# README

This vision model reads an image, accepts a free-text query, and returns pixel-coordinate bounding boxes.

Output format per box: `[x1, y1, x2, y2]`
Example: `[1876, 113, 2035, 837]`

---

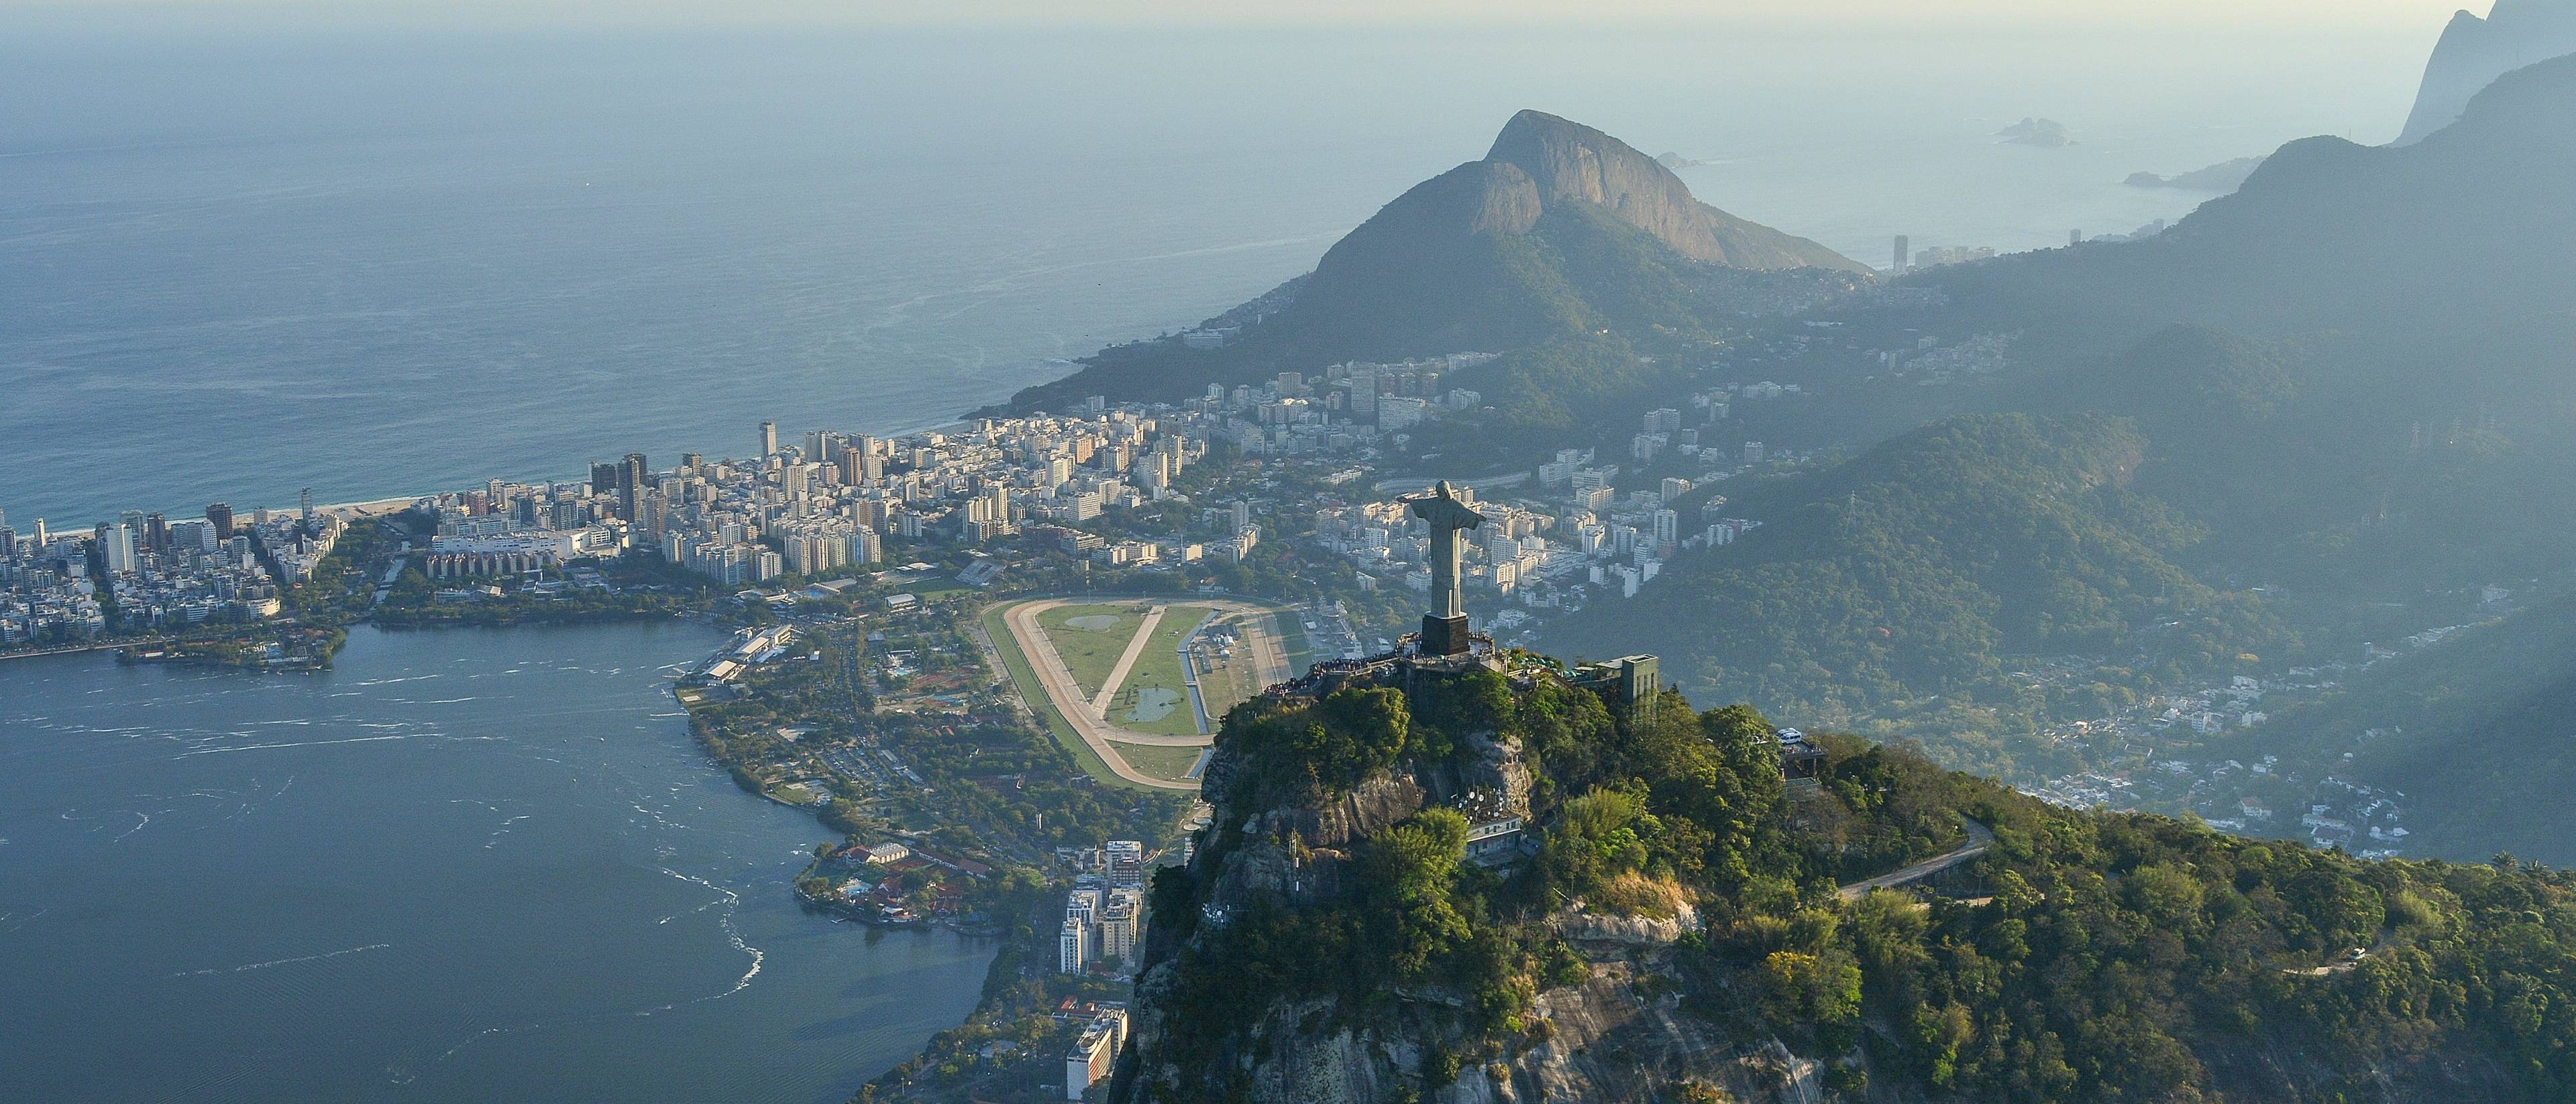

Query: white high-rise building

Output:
[1099, 887, 1144, 962]
[1059, 916, 1089, 974]
[101, 524, 137, 575]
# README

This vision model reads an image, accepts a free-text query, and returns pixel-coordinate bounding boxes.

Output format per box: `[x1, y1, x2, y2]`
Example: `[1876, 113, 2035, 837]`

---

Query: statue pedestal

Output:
[1419, 613, 1472, 657]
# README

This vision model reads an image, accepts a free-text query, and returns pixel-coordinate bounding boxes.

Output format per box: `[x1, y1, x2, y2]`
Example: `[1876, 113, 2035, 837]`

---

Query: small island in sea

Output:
[1996, 115, 2076, 146]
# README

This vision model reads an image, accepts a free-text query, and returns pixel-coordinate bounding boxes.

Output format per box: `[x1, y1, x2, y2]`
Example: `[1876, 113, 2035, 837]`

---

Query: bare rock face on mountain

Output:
[2396, 0, 2576, 144]
[1482, 109, 1862, 272]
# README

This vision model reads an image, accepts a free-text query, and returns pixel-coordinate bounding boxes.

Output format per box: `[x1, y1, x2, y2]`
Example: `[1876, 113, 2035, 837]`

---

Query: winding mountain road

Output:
[1837, 816, 1996, 902]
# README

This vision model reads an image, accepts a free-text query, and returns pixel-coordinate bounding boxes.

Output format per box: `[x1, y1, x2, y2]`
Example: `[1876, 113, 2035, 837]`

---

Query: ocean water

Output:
[0, 25, 2428, 523]
[0, 622, 990, 1103]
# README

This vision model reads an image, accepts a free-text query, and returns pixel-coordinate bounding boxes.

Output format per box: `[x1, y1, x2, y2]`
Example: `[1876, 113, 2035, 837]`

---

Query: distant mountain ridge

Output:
[2123, 155, 2265, 191]
[2396, 0, 2576, 144]
[1914, 52, 2576, 351]
[989, 110, 1860, 414]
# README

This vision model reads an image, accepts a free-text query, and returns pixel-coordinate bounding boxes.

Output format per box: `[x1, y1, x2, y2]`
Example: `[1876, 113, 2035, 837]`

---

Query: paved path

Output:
[1089, 605, 1167, 716]
[1837, 817, 1996, 902]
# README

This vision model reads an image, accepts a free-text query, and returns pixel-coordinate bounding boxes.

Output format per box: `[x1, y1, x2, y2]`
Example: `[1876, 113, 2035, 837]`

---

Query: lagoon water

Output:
[0, 622, 989, 1103]
[0, 23, 2434, 526]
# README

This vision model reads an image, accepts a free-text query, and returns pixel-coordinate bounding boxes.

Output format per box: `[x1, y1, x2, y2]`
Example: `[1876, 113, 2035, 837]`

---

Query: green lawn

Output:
[1276, 612, 1318, 671]
[1035, 602, 1148, 698]
[1106, 606, 1215, 736]
[981, 604, 1159, 793]
[1112, 740, 1210, 783]
[1193, 627, 1258, 723]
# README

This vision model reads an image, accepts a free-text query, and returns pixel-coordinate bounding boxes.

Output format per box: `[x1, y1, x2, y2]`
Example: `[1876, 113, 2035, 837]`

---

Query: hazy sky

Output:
[8, 0, 2491, 32]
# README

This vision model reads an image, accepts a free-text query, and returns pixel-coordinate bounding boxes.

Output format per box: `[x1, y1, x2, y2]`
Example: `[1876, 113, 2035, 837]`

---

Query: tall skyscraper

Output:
[300, 488, 314, 520]
[1892, 235, 1910, 273]
[144, 512, 168, 553]
[206, 502, 233, 541]
[619, 453, 649, 519]
[759, 421, 778, 458]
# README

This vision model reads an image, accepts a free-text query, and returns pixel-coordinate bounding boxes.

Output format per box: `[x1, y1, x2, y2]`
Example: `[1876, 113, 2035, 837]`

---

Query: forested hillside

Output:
[1118, 666, 2576, 1103]
[2253, 586, 2576, 867]
[1544, 412, 2288, 777]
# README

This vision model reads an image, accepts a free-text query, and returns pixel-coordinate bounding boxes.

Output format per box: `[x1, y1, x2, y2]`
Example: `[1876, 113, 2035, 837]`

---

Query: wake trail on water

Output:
[174, 734, 409, 758]
[172, 942, 390, 977]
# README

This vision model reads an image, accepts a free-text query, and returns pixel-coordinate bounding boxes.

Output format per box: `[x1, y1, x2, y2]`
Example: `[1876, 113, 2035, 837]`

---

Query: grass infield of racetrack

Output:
[1034, 602, 1148, 698]
[1105, 606, 1214, 737]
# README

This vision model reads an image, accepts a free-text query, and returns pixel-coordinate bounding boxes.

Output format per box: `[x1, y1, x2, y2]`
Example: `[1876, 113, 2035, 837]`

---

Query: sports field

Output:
[990, 597, 1294, 792]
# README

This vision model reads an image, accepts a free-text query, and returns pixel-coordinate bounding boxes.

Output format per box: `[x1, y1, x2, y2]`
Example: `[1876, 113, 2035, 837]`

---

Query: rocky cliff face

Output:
[1479, 110, 1864, 272]
[1114, 712, 1825, 1104]
[2396, 0, 2576, 144]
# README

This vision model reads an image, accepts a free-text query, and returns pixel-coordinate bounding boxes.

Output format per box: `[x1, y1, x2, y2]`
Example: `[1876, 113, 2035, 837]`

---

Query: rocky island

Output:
[1994, 117, 2075, 146]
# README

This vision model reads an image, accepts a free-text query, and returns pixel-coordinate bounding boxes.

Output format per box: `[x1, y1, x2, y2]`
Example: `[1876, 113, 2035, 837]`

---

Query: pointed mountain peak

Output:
[2396, 0, 2576, 143]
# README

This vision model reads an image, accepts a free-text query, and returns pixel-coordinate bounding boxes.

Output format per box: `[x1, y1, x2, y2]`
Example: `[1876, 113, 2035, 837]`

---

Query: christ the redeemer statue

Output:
[1402, 480, 1485, 655]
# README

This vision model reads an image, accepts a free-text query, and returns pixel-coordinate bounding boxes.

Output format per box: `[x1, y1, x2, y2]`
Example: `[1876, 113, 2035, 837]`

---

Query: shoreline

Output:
[21, 415, 996, 532]
[0, 641, 121, 663]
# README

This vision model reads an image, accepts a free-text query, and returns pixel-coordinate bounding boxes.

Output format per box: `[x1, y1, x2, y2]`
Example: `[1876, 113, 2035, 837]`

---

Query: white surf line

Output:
[659, 867, 764, 999]
[172, 943, 390, 977]
[1089, 605, 1166, 718]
